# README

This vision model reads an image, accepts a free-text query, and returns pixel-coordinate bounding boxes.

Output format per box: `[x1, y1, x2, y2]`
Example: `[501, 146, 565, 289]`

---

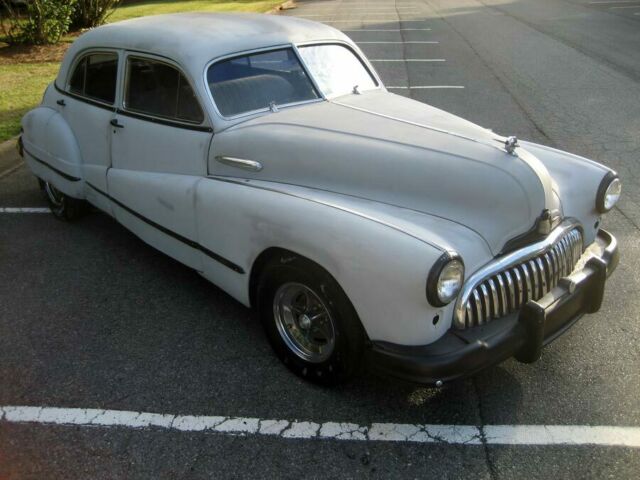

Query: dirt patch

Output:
[0, 35, 79, 65]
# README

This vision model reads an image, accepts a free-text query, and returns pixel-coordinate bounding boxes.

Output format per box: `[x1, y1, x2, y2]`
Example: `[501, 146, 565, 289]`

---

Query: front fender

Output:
[21, 105, 84, 198]
[195, 177, 484, 345]
[521, 141, 613, 246]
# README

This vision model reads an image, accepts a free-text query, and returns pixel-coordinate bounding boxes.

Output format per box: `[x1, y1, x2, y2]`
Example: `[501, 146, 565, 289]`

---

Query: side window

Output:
[207, 48, 319, 117]
[125, 57, 204, 124]
[68, 53, 118, 104]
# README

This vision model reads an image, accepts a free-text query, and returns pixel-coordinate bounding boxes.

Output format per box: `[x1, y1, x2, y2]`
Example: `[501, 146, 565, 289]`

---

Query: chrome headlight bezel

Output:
[427, 253, 465, 307]
[596, 172, 621, 213]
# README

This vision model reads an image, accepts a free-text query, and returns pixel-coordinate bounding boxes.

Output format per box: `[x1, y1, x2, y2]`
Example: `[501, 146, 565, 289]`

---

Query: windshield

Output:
[207, 48, 320, 117]
[298, 44, 378, 97]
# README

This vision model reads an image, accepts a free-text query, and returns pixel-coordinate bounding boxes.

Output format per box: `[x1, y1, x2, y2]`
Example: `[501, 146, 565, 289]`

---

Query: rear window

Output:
[125, 57, 204, 124]
[207, 48, 320, 117]
[68, 53, 118, 104]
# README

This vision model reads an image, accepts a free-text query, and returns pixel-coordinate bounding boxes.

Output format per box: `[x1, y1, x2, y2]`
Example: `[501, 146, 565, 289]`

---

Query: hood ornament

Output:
[505, 136, 519, 155]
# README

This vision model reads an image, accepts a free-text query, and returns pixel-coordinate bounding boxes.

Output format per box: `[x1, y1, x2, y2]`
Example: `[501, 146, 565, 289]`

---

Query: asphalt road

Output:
[1, 0, 639, 478]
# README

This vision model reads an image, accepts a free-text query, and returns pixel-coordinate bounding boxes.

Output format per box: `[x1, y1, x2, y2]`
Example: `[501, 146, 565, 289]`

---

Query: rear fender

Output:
[21, 106, 84, 198]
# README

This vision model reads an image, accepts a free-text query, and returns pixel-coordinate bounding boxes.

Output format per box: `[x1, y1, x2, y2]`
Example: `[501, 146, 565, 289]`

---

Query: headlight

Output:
[596, 172, 621, 213]
[427, 253, 465, 307]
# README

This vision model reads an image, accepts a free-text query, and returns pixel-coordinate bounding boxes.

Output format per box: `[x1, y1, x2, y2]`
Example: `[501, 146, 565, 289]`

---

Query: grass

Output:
[109, 0, 284, 22]
[0, 63, 59, 142]
[0, 0, 286, 142]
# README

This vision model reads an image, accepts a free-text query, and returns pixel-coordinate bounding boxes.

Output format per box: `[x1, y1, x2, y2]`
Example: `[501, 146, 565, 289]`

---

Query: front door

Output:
[108, 53, 213, 270]
[59, 50, 119, 212]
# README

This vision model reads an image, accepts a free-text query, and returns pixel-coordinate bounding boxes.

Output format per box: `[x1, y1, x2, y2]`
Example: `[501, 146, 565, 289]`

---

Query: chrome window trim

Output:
[453, 219, 582, 328]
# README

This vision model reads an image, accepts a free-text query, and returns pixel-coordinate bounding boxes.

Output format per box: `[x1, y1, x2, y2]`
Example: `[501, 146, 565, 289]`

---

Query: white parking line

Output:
[610, 4, 640, 8]
[316, 20, 427, 23]
[2, 406, 640, 447]
[386, 86, 465, 89]
[342, 28, 432, 31]
[0, 207, 49, 213]
[369, 59, 446, 62]
[356, 41, 439, 44]
[588, 1, 639, 4]
[298, 14, 417, 18]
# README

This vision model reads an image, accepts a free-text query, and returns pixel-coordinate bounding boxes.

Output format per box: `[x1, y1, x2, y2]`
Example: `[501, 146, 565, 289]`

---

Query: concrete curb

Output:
[266, 0, 296, 15]
[0, 136, 22, 179]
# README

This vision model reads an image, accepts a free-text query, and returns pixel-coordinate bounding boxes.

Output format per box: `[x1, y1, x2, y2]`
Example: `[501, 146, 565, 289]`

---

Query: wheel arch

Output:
[248, 247, 360, 322]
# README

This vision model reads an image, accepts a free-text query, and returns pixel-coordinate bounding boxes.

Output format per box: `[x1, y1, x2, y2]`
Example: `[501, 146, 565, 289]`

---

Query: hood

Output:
[211, 90, 560, 255]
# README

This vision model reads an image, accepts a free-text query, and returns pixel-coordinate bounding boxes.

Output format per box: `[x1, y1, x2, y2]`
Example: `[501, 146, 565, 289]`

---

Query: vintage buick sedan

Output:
[20, 13, 620, 385]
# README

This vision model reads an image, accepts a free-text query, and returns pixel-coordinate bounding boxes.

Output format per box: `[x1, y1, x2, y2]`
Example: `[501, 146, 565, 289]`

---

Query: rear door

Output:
[108, 53, 213, 270]
[58, 50, 120, 212]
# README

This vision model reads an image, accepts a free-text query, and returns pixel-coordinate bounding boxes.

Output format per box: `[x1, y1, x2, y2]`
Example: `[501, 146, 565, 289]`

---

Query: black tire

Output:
[257, 254, 366, 385]
[42, 180, 87, 221]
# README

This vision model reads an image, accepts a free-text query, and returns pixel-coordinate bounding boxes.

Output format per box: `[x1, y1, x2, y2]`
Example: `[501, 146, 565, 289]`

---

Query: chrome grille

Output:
[457, 228, 583, 329]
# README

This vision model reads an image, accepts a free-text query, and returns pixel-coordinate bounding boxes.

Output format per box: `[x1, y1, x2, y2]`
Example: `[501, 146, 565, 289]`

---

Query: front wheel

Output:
[257, 255, 366, 385]
[41, 180, 86, 221]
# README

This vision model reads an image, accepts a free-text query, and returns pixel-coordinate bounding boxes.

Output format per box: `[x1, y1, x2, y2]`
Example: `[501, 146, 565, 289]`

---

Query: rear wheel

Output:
[257, 254, 366, 385]
[42, 180, 86, 221]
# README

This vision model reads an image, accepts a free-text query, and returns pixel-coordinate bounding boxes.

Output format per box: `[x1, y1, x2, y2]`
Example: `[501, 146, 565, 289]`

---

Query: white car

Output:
[19, 13, 620, 385]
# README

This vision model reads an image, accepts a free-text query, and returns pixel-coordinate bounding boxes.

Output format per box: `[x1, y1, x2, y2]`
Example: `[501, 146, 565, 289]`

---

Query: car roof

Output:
[57, 13, 351, 85]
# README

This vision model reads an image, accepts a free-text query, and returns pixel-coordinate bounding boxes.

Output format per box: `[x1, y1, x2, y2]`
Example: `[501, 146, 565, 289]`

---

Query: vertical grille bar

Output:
[480, 283, 491, 323]
[504, 270, 515, 311]
[497, 273, 508, 316]
[557, 240, 567, 277]
[513, 267, 523, 308]
[473, 290, 483, 325]
[488, 279, 500, 318]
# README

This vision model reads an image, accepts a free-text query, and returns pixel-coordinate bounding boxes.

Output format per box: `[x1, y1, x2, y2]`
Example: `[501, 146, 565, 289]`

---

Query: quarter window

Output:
[125, 57, 204, 123]
[68, 53, 118, 104]
[207, 48, 320, 117]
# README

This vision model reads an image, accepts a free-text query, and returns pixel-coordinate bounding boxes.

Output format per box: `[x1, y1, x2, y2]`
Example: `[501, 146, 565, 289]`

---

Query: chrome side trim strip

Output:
[216, 156, 263, 172]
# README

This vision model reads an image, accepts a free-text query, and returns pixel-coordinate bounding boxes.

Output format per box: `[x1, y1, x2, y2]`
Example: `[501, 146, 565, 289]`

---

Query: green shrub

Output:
[73, 0, 121, 29]
[1, 0, 77, 45]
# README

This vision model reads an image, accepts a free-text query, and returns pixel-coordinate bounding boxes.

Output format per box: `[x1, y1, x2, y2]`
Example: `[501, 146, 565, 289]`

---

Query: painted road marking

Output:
[610, 4, 640, 8]
[386, 86, 465, 89]
[0, 207, 49, 213]
[369, 59, 446, 62]
[588, 1, 640, 3]
[356, 41, 439, 44]
[342, 28, 432, 31]
[298, 14, 417, 18]
[2, 406, 640, 447]
[317, 19, 427, 23]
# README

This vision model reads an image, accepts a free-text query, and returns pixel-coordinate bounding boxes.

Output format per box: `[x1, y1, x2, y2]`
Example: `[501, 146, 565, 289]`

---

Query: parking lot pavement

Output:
[1, 0, 640, 478]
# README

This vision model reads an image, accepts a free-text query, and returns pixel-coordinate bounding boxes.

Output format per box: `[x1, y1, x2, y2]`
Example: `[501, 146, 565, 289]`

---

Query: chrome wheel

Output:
[273, 282, 336, 363]
[44, 182, 64, 209]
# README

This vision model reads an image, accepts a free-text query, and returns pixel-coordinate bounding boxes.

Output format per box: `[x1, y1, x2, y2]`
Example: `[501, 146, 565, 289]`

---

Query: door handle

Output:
[56, 99, 66, 106]
[110, 119, 124, 128]
[215, 156, 263, 172]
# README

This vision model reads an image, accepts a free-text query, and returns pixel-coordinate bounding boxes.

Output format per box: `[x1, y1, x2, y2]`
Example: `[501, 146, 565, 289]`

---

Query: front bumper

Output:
[370, 229, 619, 385]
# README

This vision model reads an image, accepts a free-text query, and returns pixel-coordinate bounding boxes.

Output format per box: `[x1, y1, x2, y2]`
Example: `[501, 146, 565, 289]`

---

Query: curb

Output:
[0, 136, 22, 179]
[266, 0, 296, 15]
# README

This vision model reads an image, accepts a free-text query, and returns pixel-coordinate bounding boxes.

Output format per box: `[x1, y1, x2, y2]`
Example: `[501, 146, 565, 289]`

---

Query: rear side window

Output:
[125, 57, 204, 123]
[207, 48, 320, 117]
[68, 53, 118, 104]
